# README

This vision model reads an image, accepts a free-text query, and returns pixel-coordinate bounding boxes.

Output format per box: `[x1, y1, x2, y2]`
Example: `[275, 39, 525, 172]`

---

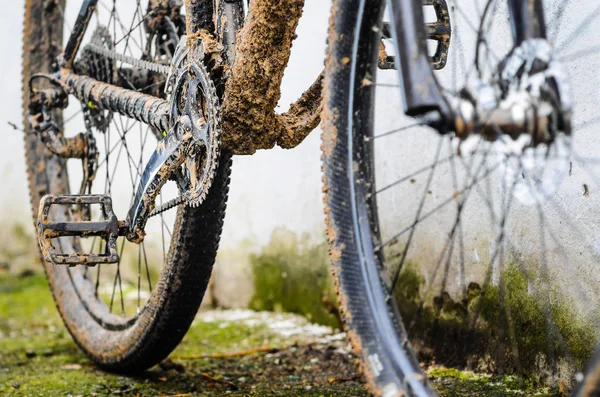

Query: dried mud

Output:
[220, 0, 321, 154]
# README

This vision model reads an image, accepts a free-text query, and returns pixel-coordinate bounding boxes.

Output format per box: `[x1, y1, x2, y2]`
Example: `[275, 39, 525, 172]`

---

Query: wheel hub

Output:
[454, 39, 571, 146]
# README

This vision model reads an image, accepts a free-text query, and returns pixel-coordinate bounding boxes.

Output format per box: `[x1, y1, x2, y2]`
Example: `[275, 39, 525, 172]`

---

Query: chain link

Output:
[85, 42, 171, 75]
[149, 196, 186, 217]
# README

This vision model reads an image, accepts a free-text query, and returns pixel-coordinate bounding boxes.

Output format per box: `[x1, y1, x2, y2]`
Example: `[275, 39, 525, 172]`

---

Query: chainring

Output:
[74, 23, 221, 210]
[167, 39, 221, 208]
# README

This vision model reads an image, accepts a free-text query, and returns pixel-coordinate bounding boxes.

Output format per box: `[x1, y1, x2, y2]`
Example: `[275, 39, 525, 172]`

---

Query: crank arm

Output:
[125, 115, 199, 243]
[35, 115, 202, 265]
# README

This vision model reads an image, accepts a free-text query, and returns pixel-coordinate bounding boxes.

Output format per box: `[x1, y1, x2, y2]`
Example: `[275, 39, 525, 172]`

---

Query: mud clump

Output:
[221, 0, 310, 154]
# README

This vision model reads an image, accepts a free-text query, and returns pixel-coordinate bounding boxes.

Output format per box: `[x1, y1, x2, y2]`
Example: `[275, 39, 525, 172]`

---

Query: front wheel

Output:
[323, 0, 600, 395]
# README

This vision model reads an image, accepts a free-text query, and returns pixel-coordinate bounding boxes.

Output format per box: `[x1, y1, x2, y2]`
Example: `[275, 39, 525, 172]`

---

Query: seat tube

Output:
[62, 0, 98, 69]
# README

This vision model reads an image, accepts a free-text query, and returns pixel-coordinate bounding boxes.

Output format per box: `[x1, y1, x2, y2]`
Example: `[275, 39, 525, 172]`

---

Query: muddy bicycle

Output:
[20, 0, 600, 395]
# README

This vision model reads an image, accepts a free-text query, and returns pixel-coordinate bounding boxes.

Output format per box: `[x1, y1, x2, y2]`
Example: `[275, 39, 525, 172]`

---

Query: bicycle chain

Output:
[149, 196, 185, 217]
[85, 41, 171, 75]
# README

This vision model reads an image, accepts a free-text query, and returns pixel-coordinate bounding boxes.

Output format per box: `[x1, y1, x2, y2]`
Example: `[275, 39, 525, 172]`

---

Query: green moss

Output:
[0, 272, 367, 396]
[249, 228, 340, 328]
[428, 366, 559, 396]
[474, 266, 598, 377]
[0, 275, 56, 335]
[391, 259, 597, 386]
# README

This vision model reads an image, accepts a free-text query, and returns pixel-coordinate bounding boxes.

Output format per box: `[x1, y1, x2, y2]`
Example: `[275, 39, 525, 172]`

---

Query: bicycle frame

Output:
[36, 0, 548, 247]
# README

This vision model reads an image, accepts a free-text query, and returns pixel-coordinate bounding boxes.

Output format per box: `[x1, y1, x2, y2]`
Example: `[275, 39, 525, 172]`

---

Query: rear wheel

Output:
[22, 0, 233, 371]
[324, 0, 600, 395]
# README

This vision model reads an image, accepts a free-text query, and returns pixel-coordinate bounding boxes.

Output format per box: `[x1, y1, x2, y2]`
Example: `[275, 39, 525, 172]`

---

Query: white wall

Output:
[2, 0, 600, 306]
[0, 1, 331, 249]
[0, 2, 31, 224]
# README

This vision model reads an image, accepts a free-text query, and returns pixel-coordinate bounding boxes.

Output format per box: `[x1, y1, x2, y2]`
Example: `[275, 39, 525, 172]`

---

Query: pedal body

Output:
[37, 194, 120, 265]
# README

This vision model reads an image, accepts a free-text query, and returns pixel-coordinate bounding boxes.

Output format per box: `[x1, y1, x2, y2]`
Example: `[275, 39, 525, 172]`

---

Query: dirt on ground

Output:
[0, 272, 366, 396]
[0, 271, 562, 396]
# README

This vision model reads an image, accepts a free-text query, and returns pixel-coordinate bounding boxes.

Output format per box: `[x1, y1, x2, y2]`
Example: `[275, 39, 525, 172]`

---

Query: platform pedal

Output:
[37, 194, 121, 265]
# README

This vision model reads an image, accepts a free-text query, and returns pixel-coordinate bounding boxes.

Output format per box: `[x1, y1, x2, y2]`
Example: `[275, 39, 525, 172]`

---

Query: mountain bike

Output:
[20, 0, 600, 395]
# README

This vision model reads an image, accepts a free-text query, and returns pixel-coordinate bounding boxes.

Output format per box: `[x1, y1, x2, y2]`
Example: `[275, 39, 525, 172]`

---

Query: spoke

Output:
[113, 116, 140, 191]
[117, 261, 125, 317]
[103, 123, 111, 194]
[479, 0, 500, 76]
[369, 122, 427, 140]
[142, 242, 153, 293]
[113, 7, 155, 48]
[473, 0, 482, 21]
[446, 138, 466, 297]
[550, 0, 571, 43]
[119, 4, 143, 58]
[98, 1, 144, 54]
[371, 148, 504, 197]
[161, 216, 173, 238]
[107, 115, 144, 191]
[379, 153, 506, 251]
[387, 138, 445, 291]
[56, 2, 74, 35]
[160, 194, 167, 263]
[373, 153, 457, 196]
[519, 161, 578, 369]
[61, 109, 84, 127]
[556, 3, 600, 54]
[107, 139, 125, 190]
[137, 244, 142, 314]
[452, 15, 470, 87]
[406, 218, 458, 337]
[403, 142, 497, 333]
[374, 83, 401, 88]
[575, 116, 600, 131]
[96, 139, 122, 170]
[560, 45, 600, 63]
[495, 159, 510, 371]
[136, 79, 168, 93]
[469, 168, 517, 330]
[95, 260, 102, 298]
[109, 238, 127, 313]
[454, 0, 501, 70]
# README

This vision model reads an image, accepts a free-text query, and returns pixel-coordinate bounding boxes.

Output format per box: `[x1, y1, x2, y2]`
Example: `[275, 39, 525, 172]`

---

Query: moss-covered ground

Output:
[0, 271, 564, 396]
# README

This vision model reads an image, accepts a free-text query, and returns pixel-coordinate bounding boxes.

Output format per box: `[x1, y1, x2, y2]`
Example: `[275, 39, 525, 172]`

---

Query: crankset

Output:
[33, 36, 220, 265]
